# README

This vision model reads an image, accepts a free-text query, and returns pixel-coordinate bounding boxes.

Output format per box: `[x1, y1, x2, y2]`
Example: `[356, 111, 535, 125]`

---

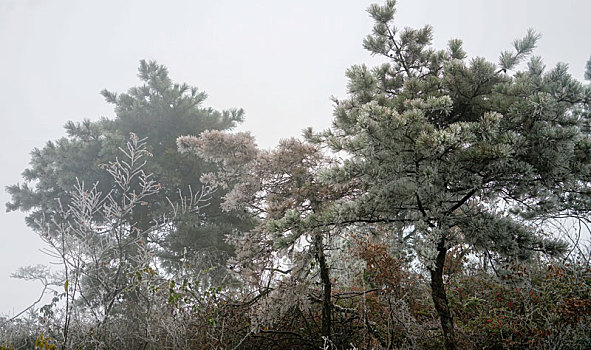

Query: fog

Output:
[1, 0, 589, 317]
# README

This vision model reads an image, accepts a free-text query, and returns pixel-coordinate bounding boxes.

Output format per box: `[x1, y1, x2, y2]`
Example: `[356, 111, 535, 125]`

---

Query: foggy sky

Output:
[1, 0, 590, 316]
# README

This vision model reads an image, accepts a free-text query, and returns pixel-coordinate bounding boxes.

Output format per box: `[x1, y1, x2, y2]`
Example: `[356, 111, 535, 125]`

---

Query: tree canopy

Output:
[3, 2, 591, 349]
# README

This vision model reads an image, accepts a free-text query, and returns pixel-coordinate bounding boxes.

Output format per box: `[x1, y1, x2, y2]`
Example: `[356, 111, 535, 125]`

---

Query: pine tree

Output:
[6, 60, 250, 283]
[312, 1, 591, 348]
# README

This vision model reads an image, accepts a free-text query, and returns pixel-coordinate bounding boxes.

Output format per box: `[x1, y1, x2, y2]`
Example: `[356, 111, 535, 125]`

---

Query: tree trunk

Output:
[314, 233, 332, 342]
[430, 240, 457, 350]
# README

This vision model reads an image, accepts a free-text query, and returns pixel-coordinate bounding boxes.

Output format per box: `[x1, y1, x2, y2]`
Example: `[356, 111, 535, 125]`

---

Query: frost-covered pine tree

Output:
[312, 1, 591, 348]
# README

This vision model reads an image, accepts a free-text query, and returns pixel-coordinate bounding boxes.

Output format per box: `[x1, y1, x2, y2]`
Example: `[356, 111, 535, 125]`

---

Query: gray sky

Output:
[1, 0, 590, 316]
